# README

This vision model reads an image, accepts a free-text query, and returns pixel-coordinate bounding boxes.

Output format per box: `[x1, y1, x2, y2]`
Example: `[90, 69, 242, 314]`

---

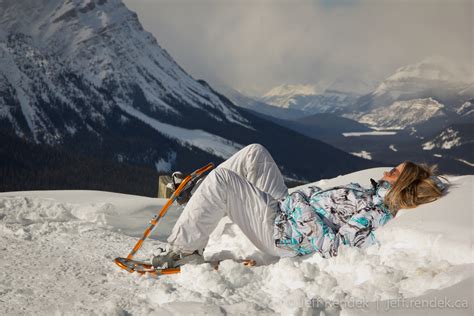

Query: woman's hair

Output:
[384, 161, 449, 216]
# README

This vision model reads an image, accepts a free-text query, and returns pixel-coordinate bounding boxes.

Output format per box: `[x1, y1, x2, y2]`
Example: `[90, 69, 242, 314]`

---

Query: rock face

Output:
[0, 0, 377, 180]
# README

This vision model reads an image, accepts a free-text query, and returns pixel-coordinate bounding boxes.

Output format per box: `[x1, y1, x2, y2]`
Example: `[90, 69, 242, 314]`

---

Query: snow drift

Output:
[0, 167, 472, 315]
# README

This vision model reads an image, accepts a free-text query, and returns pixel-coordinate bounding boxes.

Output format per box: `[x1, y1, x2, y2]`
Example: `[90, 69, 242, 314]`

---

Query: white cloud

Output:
[124, 0, 473, 95]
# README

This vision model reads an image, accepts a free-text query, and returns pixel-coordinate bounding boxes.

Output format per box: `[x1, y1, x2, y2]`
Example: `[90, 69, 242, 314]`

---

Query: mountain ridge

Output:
[0, 0, 380, 185]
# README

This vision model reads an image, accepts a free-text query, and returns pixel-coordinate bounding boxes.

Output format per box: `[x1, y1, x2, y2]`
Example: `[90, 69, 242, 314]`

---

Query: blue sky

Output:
[124, 0, 472, 95]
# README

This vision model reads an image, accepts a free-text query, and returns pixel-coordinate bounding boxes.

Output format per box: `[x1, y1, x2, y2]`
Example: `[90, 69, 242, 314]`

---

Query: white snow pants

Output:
[167, 143, 296, 258]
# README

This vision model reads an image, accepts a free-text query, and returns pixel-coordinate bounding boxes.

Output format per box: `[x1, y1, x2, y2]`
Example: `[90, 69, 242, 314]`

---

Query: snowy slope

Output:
[346, 57, 473, 126]
[340, 57, 474, 141]
[1, 168, 472, 315]
[357, 97, 447, 129]
[0, 0, 249, 160]
[422, 125, 474, 151]
[262, 83, 329, 108]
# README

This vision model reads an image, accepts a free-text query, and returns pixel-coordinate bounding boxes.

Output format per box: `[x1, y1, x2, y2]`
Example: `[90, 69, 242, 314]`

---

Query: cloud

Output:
[124, 0, 473, 95]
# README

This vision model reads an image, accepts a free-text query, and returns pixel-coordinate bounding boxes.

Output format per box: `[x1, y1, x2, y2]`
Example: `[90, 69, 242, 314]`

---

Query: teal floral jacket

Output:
[274, 179, 394, 258]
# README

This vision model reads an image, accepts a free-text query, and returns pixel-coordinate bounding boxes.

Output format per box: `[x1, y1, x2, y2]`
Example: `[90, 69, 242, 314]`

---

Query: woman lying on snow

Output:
[152, 144, 448, 269]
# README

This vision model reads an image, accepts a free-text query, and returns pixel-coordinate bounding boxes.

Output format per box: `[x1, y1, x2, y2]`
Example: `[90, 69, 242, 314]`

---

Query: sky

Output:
[124, 0, 473, 96]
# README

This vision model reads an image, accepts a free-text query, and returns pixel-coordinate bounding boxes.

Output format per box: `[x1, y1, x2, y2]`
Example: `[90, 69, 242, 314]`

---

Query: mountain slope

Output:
[0, 0, 379, 182]
[356, 98, 448, 130]
[0, 130, 159, 196]
[215, 85, 308, 120]
[421, 123, 474, 166]
[339, 57, 473, 139]
[260, 83, 360, 115]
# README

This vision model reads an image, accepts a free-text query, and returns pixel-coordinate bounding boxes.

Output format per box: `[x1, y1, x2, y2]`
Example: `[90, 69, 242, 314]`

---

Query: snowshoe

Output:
[151, 248, 204, 269]
[114, 256, 256, 276]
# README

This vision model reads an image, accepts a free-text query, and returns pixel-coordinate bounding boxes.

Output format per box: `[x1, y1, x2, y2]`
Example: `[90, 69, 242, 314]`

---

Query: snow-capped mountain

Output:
[262, 83, 329, 108]
[421, 123, 474, 168]
[0, 0, 248, 144]
[422, 123, 474, 151]
[356, 98, 447, 130]
[372, 56, 470, 99]
[342, 57, 474, 135]
[260, 82, 361, 115]
[213, 84, 307, 120]
[455, 99, 474, 123]
[0, 0, 377, 182]
[348, 57, 473, 116]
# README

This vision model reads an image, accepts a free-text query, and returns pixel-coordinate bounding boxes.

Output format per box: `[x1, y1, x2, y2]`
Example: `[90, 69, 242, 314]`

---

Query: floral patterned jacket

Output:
[274, 178, 394, 258]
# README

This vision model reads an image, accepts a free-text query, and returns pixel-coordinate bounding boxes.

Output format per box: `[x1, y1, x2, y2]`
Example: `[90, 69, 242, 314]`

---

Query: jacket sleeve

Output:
[335, 205, 393, 250]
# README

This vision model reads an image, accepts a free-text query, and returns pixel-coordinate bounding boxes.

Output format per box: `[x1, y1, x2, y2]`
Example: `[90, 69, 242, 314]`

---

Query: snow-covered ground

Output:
[0, 168, 472, 315]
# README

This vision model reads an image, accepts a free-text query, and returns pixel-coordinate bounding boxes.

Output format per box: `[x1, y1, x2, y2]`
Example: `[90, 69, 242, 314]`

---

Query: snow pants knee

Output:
[167, 143, 296, 258]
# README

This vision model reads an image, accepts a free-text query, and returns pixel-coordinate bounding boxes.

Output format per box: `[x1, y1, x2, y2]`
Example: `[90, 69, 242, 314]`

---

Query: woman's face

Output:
[382, 163, 405, 185]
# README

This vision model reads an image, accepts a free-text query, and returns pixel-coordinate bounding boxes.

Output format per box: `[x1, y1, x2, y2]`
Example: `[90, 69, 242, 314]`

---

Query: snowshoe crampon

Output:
[114, 257, 256, 276]
[114, 257, 180, 276]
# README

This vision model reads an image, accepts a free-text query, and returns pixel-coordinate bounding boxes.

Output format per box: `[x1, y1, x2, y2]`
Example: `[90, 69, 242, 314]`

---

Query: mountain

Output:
[0, 0, 379, 189]
[260, 82, 361, 115]
[214, 85, 308, 120]
[370, 56, 471, 105]
[261, 83, 328, 108]
[344, 57, 473, 134]
[0, 130, 159, 196]
[421, 123, 474, 165]
[356, 97, 449, 130]
[454, 99, 474, 123]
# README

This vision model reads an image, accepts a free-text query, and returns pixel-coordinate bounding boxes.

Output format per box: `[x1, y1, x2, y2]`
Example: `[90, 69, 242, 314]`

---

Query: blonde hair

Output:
[384, 161, 449, 216]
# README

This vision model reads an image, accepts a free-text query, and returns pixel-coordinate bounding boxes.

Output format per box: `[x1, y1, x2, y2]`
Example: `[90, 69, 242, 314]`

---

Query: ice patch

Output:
[343, 131, 397, 137]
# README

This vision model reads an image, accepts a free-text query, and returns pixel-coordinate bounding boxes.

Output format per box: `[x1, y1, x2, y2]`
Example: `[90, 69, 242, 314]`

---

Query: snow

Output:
[155, 151, 177, 172]
[422, 127, 473, 151]
[1, 167, 471, 315]
[0, 0, 254, 152]
[423, 141, 435, 150]
[118, 102, 244, 159]
[456, 158, 474, 167]
[373, 56, 470, 97]
[350, 151, 372, 160]
[260, 82, 358, 114]
[263, 84, 327, 99]
[343, 131, 397, 137]
[456, 101, 473, 116]
[358, 98, 445, 130]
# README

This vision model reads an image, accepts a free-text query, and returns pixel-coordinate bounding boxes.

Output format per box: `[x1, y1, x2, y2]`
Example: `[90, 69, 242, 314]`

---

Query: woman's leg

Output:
[167, 167, 295, 257]
[216, 143, 288, 200]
